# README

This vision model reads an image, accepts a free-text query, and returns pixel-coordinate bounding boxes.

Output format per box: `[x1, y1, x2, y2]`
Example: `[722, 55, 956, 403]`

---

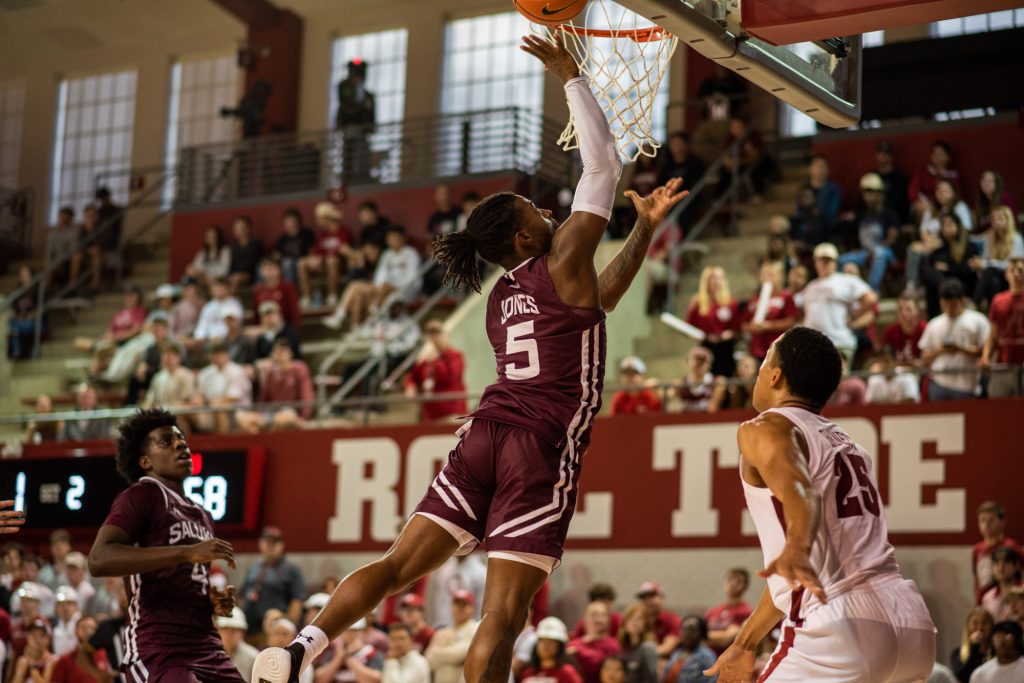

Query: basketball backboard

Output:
[615, 0, 863, 128]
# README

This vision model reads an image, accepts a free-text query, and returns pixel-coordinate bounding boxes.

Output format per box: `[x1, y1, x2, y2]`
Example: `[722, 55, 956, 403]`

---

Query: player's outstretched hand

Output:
[520, 32, 580, 83]
[624, 177, 690, 227]
[186, 538, 237, 569]
[0, 500, 25, 534]
[760, 542, 828, 603]
[703, 642, 755, 682]
[210, 584, 237, 617]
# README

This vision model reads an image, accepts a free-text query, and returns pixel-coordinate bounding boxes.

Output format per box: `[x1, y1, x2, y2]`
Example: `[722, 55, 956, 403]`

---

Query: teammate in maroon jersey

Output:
[87, 408, 242, 682]
[253, 33, 687, 683]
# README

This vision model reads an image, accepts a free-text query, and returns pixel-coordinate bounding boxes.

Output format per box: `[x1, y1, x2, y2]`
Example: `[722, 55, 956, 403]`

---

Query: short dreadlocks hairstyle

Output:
[773, 326, 842, 409]
[115, 408, 179, 483]
[431, 192, 521, 293]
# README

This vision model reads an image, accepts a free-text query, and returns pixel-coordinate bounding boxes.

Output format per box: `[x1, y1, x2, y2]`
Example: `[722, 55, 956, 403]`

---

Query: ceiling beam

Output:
[209, 0, 279, 29]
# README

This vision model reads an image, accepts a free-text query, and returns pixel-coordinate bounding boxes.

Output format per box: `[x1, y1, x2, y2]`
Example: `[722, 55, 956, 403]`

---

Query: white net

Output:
[533, 0, 679, 161]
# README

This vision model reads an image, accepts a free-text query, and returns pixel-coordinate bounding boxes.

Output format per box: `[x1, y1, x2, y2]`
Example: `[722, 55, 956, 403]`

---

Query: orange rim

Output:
[558, 24, 670, 42]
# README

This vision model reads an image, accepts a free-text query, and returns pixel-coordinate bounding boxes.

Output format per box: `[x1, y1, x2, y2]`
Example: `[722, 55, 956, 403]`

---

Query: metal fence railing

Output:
[174, 107, 574, 207]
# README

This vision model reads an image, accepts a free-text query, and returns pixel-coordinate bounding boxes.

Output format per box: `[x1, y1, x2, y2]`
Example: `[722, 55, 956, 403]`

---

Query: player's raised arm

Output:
[599, 179, 688, 311]
[521, 32, 621, 307]
[737, 412, 827, 603]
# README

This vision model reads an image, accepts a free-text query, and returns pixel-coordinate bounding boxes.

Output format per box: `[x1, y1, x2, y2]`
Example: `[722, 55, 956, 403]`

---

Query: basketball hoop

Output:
[534, 0, 678, 161]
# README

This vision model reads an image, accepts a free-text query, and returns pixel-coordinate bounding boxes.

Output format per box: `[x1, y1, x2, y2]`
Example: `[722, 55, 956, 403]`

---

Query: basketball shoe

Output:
[251, 642, 303, 683]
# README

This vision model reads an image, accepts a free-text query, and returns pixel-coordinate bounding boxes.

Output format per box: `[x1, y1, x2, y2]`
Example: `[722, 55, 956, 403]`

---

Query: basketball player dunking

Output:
[88, 409, 243, 682]
[705, 327, 936, 683]
[252, 33, 687, 683]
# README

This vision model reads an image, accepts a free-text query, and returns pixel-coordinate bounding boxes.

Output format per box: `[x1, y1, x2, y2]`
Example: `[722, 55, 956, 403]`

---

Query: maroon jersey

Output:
[103, 476, 229, 678]
[472, 256, 606, 450]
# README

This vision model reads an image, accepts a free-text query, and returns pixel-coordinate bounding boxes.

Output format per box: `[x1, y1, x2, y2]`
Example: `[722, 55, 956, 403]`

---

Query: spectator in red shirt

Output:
[521, 618, 582, 683]
[404, 321, 466, 422]
[686, 266, 739, 377]
[982, 256, 1024, 397]
[399, 594, 435, 652]
[572, 583, 623, 639]
[236, 339, 314, 433]
[635, 582, 680, 659]
[704, 568, 753, 654]
[50, 615, 112, 683]
[909, 140, 961, 210]
[567, 602, 621, 683]
[298, 202, 352, 310]
[610, 357, 662, 416]
[254, 259, 302, 328]
[882, 295, 926, 367]
[744, 262, 796, 361]
[974, 501, 1024, 602]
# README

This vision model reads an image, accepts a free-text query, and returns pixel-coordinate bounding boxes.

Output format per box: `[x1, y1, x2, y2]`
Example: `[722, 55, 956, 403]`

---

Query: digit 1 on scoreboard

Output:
[15, 472, 26, 514]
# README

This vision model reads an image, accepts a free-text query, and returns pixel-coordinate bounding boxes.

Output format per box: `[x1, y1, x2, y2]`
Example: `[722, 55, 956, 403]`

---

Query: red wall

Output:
[168, 176, 518, 281]
[813, 116, 1024, 211]
[19, 399, 1023, 555]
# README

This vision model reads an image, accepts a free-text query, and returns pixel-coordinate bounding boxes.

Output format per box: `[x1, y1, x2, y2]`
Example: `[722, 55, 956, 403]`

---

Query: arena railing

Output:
[174, 107, 574, 207]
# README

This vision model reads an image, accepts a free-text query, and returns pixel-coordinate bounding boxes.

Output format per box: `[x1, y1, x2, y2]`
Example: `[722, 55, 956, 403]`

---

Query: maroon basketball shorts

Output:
[124, 647, 244, 683]
[414, 418, 583, 568]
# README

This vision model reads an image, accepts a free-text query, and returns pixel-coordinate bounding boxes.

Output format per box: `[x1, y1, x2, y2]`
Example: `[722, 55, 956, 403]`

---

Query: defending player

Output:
[705, 327, 936, 683]
[252, 33, 687, 683]
[87, 408, 242, 682]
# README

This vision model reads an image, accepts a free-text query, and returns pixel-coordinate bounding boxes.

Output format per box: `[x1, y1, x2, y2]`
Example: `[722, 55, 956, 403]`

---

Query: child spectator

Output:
[298, 201, 351, 308]
[982, 256, 1024, 397]
[686, 266, 739, 377]
[520, 618, 581, 683]
[976, 171, 1018, 235]
[865, 354, 921, 404]
[919, 279, 990, 400]
[744, 262, 796, 361]
[610, 356, 662, 416]
[971, 206, 1023, 310]
[882, 296, 926, 366]
[974, 501, 1023, 602]
[273, 207, 315, 285]
[705, 568, 752, 654]
[228, 215, 264, 291]
[981, 549, 1024, 623]
[254, 259, 302, 329]
[236, 339, 313, 433]
[675, 347, 716, 413]
[921, 212, 980, 318]
[185, 224, 231, 288]
[909, 140, 961, 208]
[404, 321, 466, 423]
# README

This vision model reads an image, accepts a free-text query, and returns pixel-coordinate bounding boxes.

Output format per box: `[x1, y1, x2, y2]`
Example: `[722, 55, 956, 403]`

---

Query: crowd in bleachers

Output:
[2, 500, 1022, 682]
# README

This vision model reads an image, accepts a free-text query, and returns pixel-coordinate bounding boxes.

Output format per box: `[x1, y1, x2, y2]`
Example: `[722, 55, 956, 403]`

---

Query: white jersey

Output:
[741, 406, 900, 618]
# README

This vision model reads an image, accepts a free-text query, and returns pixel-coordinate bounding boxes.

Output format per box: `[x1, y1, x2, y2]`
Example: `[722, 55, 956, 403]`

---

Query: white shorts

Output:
[759, 578, 936, 683]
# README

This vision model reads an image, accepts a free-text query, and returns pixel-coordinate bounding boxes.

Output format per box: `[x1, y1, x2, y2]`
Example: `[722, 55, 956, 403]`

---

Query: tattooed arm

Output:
[598, 178, 688, 311]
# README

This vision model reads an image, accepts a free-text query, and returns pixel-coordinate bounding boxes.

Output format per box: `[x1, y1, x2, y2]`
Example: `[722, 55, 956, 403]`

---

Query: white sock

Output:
[292, 625, 329, 672]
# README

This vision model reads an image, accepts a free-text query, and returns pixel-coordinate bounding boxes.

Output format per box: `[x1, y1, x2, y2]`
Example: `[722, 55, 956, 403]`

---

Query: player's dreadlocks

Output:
[432, 192, 521, 293]
[115, 408, 179, 483]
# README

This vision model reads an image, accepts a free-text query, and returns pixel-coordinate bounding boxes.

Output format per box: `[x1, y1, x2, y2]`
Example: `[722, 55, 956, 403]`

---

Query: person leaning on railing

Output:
[981, 255, 1024, 397]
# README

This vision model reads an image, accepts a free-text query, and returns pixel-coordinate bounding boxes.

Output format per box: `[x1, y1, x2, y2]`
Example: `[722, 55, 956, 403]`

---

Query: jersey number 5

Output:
[834, 450, 880, 518]
[505, 321, 540, 380]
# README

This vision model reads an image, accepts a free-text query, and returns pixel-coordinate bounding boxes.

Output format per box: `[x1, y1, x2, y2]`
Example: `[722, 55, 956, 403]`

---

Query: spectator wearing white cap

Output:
[425, 590, 480, 683]
[218, 607, 261, 682]
[610, 357, 662, 416]
[299, 202, 352, 309]
[267, 618, 315, 683]
[802, 242, 878, 367]
[636, 582, 681, 658]
[382, 623, 431, 683]
[520, 617, 581, 683]
[63, 552, 95, 611]
[836, 173, 901, 291]
[191, 277, 243, 345]
[314, 617, 385, 683]
[11, 582, 53, 660]
[52, 585, 81, 657]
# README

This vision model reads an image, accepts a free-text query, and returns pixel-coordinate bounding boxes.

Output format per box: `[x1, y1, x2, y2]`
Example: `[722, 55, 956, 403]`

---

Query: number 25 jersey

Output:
[741, 407, 900, 617]
[472, 256, 606, 452]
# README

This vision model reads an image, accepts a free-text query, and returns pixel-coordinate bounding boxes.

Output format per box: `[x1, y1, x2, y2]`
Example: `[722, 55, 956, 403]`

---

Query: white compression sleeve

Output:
[565, 77, 622, 220]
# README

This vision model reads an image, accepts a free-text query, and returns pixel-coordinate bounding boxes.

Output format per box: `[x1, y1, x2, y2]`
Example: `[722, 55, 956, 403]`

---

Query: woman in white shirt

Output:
[185, 224, 232, 288]
[970, 206, 1024, 308]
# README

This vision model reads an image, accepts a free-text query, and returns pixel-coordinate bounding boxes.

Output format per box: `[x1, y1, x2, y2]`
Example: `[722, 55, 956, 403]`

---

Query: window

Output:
[0, 83, 24, 190]
[861, 30, 885, 47]
[164, 53, 239, 206]
[51, 70, 137, 221]
[439, 12, 544, 176]
[932, 10, 1024, 36]
[327, 29, 408, 185]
